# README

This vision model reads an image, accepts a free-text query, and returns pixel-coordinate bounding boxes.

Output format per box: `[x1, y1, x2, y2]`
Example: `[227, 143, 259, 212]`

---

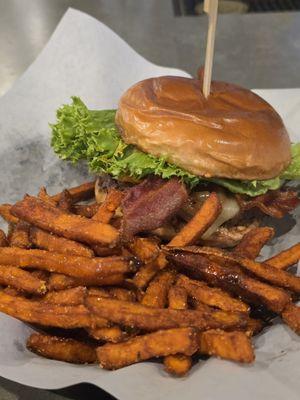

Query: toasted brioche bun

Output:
[115, 76, 291, 180]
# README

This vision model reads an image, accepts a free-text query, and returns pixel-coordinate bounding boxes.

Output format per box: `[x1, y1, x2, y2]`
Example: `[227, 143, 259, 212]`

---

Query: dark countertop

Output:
[0, 1, 299, 399]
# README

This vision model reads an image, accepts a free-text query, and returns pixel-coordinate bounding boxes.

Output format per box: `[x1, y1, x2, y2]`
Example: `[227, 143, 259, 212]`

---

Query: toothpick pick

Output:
[203, 0, 219, 98]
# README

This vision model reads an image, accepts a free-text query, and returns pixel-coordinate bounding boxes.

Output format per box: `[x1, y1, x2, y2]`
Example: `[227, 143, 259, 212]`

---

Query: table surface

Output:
[0, 0, 300, 398]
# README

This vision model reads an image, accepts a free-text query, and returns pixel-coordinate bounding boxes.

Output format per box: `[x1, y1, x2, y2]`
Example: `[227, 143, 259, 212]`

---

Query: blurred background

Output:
[174, 0, 300, 14]
[0, 0, 300, 97]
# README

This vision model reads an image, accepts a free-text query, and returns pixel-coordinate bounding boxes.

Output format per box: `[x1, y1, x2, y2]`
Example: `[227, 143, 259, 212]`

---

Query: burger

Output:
[51, 75, 300, 245]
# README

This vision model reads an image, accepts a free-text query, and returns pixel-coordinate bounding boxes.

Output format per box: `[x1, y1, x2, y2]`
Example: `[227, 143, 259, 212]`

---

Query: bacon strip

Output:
[121, 177, 188, 239]
[236, 190, 299, 219]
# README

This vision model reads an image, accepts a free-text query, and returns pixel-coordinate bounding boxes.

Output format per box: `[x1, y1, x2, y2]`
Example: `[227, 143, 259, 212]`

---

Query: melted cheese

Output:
[202, 191, 240, 239]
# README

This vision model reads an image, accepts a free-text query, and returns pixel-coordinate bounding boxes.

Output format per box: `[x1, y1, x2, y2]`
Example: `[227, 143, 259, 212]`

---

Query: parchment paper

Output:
[0, 8, 299, 400]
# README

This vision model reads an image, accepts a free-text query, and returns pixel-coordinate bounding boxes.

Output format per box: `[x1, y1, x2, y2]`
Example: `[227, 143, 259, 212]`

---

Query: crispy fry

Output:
[97, 328, 198, 370]
[133, 253, 167, 290]
[107, 287, 136, 302]
[168, 286, 188, 310]
[0, 291, 91, 328]
[244, 318, 264, 337]
[30, 269, 50, 282]
[186, 246, 300, 294]
[30, 227, 94, 258]
[0, 265, 46, 294]
[48, 273, 125, 291]
[9, 221, 31, 249]
[141, 269, 176, 308]
[0, 204, 19, 224]
[92, 244, 121, 257]
[127, 237, 160, 263]
[88, 287, 110, 298]
[72, 202, 99, 218]
[233, 227, 274, 259]
[167, 250, 291, 313]
[265, 243, 300, 270]
[3, 287, 21, 296]
[89, 326, 125, 343]
[92, 189, 124, 223]
[199, 329, 255, 363]
[86, 297, 248, 331]
[88, 287, 136, 302]
[176, 274, 249, 313]
[0, 230, 8, 247]
[51, 181, 95, 203]
[0, 248, 133, 284]
[11, 196, 118, 245]
[164, 353, 192, 376]
[27, 333, 97, 364]
[42, 286, 87, 306]
[169, 192, 221, 247]
[164, 285, 192, 376]
[281, 303, 300, 334]
[38, 187, 57, 206]
[57, 189, 73, 211]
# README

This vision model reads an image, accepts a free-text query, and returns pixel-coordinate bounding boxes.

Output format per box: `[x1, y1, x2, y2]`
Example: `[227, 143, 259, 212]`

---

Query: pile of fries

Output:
[0, 180, 299, 376]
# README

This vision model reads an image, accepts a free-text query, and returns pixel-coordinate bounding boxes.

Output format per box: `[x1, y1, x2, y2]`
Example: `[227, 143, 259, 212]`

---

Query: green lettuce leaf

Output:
[50, 97, 300, 197]
[280, 143, 300, 180]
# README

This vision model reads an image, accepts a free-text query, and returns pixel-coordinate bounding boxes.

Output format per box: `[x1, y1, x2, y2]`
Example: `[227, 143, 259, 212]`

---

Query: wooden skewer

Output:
[202, 0, 219, 98]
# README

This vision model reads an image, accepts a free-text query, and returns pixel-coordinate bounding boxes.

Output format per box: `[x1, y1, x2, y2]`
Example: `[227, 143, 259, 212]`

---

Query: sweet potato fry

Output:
[141, 269, 176, 308]
[168, 286, 188, 310]
[27, 333, 97, 364]
[281, 303, 300, 334]
[167, 250, 291, 313]
[0, 265, 46, 294]
[88, 326, 125, 343]
[72, 202, 99, 218]
[265, 243, 300, 270]
[42, 286, 87, 306]
[186, 246, 300, 294]
[88, 287, 110, 298]
[47, 273, 125, 291]
[57, 189, 73, 211]
[164, 353, 192, 376]
[11, 196, 118, 245]
[31, 269, 50, 282]
[244, 318, 264, 337]
[3, 287, 21, 296]
[0, 291, 91, 328]
[233, 227, 274, 259]
[133, 253, 168, 290]
[88, 287, 136, 302]
[30, 227, 94, 258]
[92, 189, 124, 223]
[92, 244, 121, 257]
[51, 181, 95, 203]
[0, 230, 8, 247]
[38, 187, 57, 206]
[0, 204, 19, 224]
[0, 248, 134, 284]
[127, 237, 160, 264]
[107, 287, 136, 302]
[164, 285, 192, 376]
[86, 297, 248, 331]
[96, 328, 198, 370]
[168, 192, 221, 247]
[176, 274, 249, 313]
[9, 221, 31, 249]
[199, 329, 255, 363]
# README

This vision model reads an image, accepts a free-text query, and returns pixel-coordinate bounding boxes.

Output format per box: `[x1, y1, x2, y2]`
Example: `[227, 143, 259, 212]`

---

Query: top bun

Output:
[115, 76, 291, 180]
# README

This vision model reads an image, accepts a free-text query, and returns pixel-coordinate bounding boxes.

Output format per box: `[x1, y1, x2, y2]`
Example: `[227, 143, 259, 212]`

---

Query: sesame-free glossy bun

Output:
[116, 76, 291, 180]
